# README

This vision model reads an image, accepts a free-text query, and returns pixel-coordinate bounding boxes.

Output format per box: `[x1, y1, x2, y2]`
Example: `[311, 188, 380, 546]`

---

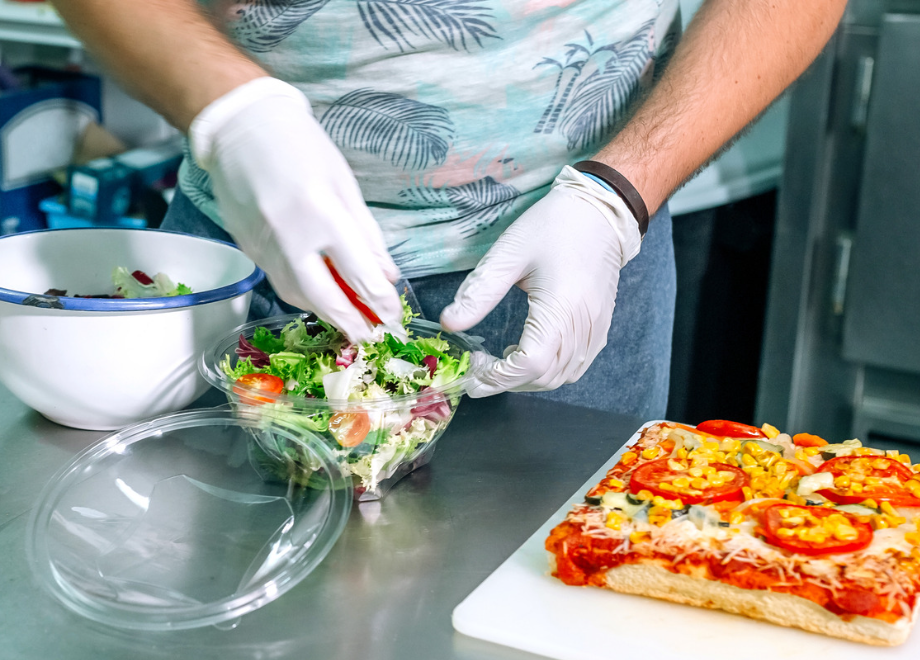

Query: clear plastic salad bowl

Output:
[199, 314, 488, 501]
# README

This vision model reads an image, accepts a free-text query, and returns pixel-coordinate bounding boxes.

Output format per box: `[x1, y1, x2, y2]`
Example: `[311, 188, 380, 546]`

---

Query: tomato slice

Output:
[628, 459, 748, 505]
[761, 503, 873, 556]
[233, 373, 285, 405]
[695, 420, 766, 439]
[328, 410, 371, 447]
[816, 456, 920, 505]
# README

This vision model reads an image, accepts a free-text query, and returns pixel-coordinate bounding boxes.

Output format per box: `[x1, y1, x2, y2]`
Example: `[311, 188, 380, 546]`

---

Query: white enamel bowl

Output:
[0, 228, 263, 430]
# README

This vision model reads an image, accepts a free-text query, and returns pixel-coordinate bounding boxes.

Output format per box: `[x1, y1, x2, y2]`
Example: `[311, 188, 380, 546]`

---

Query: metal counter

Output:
[0, 384, 641, 660]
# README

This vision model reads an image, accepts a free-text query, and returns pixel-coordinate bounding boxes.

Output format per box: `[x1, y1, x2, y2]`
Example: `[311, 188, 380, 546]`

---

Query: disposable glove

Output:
[440, 165, 643, 396]
[190, 77, 402, 342]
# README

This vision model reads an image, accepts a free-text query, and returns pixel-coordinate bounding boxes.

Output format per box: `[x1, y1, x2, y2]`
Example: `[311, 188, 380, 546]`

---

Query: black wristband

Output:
[573, 161, 649, 238]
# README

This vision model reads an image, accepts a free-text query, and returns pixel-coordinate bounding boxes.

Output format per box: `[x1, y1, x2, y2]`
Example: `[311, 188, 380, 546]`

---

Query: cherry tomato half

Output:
[628, 459, 748, 505]
[760, 503, 873, 556]
[328, 410, 371, 448]
[233, 373, 284, 405]
[695, 420, 766, 439]
[816, 456, 920, 506]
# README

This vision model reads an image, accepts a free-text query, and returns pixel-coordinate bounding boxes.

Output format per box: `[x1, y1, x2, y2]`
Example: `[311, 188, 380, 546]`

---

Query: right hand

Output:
[189, 77, 402, 342]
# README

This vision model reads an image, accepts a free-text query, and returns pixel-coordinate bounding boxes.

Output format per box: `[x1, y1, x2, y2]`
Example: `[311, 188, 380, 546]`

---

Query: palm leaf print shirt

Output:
[181, 0, 680, 278]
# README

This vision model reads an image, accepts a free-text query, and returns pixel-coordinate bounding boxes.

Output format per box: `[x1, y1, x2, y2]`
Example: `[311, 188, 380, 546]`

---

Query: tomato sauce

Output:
[546, 521, 917, 622]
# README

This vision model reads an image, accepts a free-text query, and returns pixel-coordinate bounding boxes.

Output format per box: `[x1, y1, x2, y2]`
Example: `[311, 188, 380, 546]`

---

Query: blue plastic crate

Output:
[39, 196, 146, 229]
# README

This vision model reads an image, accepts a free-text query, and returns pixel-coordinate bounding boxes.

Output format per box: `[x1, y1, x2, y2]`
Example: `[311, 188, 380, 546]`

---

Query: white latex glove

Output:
[190, 77, 402, 343]
[440, 165, 643, 396]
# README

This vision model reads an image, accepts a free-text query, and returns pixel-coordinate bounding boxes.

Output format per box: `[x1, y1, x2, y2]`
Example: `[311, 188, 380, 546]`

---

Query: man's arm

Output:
[595, 0, 847, 215]
[51, 0, 266, 131]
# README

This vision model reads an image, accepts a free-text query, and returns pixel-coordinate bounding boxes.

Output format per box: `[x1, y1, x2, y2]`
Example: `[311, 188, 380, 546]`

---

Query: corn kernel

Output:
[776, 527, 796, 538]
[864, 476, 883, 487]
[742, 486, 754, 500]
[850, 483, 864, 493]
[761, 453, 779, 468]
[668, 459, 685, 471]
[741, 454, 757, 467]
[761, 423, 781, 439]
[779, 509, 791, 518]
[708, 477, 727, 488]
[862, 499, 879, 509]
[641, 446, 660, 460]
[897, 454, 911, 464]
[676, 447, 688, 460]
[834, 475, 851, 488]
[834, 525, 859, 542]
[747, 443, 764, 457]
[905, 532, 920, 546]
[850, 472, 866, 483]
[648, 506, 672, 527]
[672, 476, 691, 489]
[629, 531, 650, 544]
[880, 501, 898, 516]
[872, 458, 892, 470]
[636, 489, 654, 501]
[804, 447, 821, 457]
[621, 452, 638, 465]
[606, 512, 623, 530]
[657, 482, 677, 492]
[690, 477, 708, 490]
[795, 449, 808, 462]
[874, 516, 890, 530]
[721, 439, 741, 452]
[608, 477, 625, 489]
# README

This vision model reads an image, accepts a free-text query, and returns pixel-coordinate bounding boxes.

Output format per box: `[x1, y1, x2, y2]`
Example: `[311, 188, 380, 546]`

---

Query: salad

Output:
[216, 299, 476, 499]
[45, 267, 192, 299]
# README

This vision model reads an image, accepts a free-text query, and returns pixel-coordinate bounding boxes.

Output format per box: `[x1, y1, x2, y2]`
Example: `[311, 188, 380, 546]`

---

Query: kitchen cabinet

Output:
[758, 0, 920, 445]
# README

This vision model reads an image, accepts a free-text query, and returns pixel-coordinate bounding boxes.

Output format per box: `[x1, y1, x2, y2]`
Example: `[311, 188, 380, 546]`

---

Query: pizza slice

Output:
[545, 420, 920, 646]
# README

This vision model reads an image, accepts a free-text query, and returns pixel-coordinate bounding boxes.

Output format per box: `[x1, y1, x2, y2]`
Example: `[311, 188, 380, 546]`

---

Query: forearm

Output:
[594, 0, 847, 215]
[51, 0, 267, 131]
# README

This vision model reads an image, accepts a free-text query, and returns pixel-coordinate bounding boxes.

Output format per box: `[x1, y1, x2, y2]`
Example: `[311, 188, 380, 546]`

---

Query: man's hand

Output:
[191, 78, 402, 343]
[440, 167, 642, 395]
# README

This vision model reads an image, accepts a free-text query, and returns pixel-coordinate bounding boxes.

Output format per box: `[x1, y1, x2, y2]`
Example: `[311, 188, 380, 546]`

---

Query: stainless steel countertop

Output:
[0, 383, 641, 660]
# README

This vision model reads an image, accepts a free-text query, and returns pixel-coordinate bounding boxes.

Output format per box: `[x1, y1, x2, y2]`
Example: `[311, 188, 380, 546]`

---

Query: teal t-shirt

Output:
[180, 0, 680, 278]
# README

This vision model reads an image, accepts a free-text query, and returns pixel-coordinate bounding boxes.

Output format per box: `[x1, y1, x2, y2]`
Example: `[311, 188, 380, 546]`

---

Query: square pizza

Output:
[545, 420, 920, 646]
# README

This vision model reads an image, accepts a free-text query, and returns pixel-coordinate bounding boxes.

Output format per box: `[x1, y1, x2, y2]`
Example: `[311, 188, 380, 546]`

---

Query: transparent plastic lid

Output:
[27, 406, 352, 631]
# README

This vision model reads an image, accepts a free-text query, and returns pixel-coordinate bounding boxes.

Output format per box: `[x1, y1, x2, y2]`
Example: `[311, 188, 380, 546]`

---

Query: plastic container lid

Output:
[27, 406, 353, 631]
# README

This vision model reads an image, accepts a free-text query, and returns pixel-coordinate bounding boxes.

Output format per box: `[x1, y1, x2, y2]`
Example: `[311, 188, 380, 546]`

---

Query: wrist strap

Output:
[573, 161, 649, 238]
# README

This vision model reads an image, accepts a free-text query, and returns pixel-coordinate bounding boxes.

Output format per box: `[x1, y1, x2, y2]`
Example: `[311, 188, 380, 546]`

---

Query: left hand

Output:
[440, 166, 643, 396]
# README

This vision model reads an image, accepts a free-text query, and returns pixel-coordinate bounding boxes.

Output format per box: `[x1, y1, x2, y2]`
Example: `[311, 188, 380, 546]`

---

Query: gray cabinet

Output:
[842, 14, 920, 375]
[757, 2, 920, 444]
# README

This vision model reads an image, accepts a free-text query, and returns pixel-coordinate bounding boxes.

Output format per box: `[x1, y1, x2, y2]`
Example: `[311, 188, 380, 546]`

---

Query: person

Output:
[52, 0, 846, 419]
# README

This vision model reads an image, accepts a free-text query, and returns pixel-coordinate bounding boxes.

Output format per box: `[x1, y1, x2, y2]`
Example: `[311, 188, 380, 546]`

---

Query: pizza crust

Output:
[548, 554, 915, 646]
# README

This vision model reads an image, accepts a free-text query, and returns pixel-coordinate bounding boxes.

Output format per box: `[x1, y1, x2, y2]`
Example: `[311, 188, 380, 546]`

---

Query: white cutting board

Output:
[452, 421, 918, 660]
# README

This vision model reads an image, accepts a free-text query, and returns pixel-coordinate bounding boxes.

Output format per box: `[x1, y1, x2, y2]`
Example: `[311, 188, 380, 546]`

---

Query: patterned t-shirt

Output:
[180, 0, 680, 278]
